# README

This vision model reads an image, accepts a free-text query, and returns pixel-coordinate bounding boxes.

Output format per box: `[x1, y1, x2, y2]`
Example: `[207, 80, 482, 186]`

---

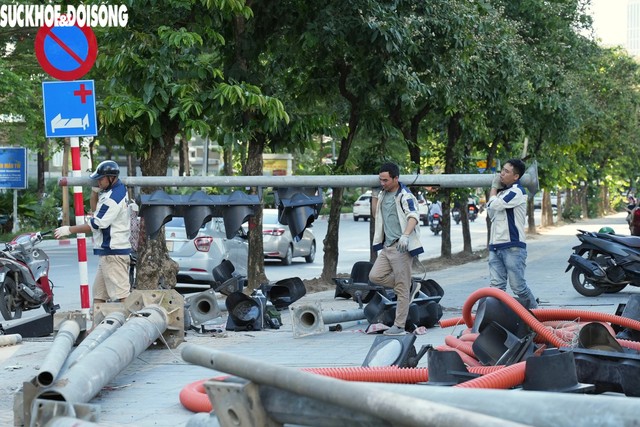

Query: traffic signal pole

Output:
[58, 162, 538, 191]
[69, 137, 91, 311]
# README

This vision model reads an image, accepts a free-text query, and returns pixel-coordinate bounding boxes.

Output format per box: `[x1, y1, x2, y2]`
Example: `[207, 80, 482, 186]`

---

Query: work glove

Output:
[54, 226, 71, 239]
[491, 173, 503, 190]
[397, 234, 410, 253]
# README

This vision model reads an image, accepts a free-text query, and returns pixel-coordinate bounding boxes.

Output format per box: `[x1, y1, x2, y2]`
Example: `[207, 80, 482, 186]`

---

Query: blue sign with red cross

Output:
[42, 80, 97, 138]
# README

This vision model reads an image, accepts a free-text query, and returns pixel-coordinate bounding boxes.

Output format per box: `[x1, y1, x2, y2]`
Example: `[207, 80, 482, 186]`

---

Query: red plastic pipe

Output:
[435, 345, 481, 367]
[444, 335, 476, 358]
[531, 308, 640, 332]
[462, 288, 569, 348]
[454, 361, 527, 389]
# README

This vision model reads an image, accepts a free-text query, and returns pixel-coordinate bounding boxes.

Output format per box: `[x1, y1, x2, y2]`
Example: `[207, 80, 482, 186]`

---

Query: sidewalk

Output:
[1, 213, 638, 426]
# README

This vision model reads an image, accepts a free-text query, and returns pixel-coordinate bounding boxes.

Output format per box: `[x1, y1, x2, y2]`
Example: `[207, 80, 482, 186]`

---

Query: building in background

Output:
[628, 0, 640, 56]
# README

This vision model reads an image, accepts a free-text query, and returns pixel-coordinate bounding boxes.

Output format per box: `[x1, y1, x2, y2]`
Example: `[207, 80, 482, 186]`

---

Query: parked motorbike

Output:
[452, 207, 461, 225]
[0, 231, 57, 320]
[565, 229, 640, 297]
[430, 213, 442, 235]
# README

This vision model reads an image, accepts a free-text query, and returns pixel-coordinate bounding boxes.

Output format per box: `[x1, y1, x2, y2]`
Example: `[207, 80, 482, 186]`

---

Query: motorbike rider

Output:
[467, 196, 479, 218]
[54, 160, 132, 310]
[428, 199, 443, 224]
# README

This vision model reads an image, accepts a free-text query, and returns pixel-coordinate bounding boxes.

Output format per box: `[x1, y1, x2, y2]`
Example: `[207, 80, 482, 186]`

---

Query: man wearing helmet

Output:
[54, 160, 132, 307]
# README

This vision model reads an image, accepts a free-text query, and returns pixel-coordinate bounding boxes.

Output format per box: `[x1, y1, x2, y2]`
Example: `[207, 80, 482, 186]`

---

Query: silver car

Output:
[165, 217, 248, 291]
[262, 209, 316, 265]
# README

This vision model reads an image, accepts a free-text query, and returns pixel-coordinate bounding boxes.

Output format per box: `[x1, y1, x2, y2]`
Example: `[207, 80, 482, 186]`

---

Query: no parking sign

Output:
[34, 23, 97, 80]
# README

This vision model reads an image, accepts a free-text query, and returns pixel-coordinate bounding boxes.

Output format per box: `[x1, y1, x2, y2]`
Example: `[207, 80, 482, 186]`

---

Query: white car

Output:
[165, 217, 248, 292]
[353, 192, 372, 221]
[261, 209, 316, 265]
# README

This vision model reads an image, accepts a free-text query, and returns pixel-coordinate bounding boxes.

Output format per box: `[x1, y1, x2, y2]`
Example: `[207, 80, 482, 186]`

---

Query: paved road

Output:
[4, 212, 491, 319]
[1, 212, 638, 426]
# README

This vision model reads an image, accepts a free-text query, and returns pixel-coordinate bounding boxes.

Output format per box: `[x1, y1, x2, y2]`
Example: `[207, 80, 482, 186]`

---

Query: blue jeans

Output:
[488, 246, 538, 309]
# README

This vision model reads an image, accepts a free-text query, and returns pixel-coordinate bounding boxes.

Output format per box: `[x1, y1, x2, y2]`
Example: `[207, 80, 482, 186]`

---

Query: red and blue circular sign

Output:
[35, 24, 97, 81]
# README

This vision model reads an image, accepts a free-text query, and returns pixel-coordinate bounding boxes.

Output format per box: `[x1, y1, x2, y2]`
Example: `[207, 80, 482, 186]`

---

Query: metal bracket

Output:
[92, 290, 184, 348]
[53, 310, 87, 332]
[203, 379, 281, 427]
[29, 398, 100, 427]
[93, 302, 127, 326]
[124, 289, 185, 349]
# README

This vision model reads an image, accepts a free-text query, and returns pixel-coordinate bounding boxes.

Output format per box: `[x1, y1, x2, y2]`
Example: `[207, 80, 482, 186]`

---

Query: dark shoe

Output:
[383, 325, 408, 336]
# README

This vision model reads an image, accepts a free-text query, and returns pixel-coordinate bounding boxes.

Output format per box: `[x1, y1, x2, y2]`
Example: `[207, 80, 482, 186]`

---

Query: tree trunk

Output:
[37, 146, 45, 197]
[179, 135, 190, 176]
[244, 133, 268, 292]
[321, 187, 343, 283]
[542, 190, 554, 227]
[527, 198, 536, 233]
[441, 113, 462, 258]
[320, 62, 360, 281]
[223, 144, 233, 176]
[136, 131, 179, 290]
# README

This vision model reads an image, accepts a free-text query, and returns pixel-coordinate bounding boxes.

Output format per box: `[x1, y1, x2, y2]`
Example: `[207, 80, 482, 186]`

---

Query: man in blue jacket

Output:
[487, 158, 538, 309]
[369, 162, 424, 335]
[55, 160, 132, 306]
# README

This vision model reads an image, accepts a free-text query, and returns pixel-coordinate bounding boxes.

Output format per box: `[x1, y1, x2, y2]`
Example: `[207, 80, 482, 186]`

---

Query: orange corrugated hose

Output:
[531, 308, 640, 332]
[618, 338, 640, 351]
[454, 361, 527, 389]
[458, 332, 479, 342]
[462, 288, 569, 348]
[439, 316, 468, 328]
[435, 345, 482, 367]
[444, 335, 476, 358]
[542, 320, 616, 336]
[301, 366, 427, 383]
[179, 364, 508, 413]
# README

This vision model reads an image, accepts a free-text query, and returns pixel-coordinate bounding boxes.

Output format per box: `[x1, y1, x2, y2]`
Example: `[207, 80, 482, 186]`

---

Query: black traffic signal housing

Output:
[274, 187, 323, 241]
[138, 189, 261, 239]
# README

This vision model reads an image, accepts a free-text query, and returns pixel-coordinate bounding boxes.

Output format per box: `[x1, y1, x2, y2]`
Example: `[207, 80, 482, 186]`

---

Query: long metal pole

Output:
[60, 173, 497, 188]
[36, 319, 81, 387]
[254, 383, 640, 427]
[321, 309, 366, 325]
[37, 306, 168, 404]
[59, 312, 126, 375]
[181, 344, 527, 427]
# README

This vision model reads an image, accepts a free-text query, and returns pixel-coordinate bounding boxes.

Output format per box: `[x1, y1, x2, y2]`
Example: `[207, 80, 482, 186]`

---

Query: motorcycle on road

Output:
[430, 213, 442, 236]
[565, 229, 640, 297]
[0, 232, 57, 320]
[452, 207, 461, 225]
[468, 204, 478, 222]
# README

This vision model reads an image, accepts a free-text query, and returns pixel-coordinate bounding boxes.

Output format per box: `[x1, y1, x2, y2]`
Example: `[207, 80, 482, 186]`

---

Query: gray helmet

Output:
[90, 160, 120, 179]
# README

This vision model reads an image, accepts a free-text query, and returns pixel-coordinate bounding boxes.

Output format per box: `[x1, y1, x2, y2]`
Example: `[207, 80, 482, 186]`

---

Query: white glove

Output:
[491, 173, 503, 189]
[397, 235, 409, 253]
[54, 226, 71, 239]
[92, 187, 101, 193]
